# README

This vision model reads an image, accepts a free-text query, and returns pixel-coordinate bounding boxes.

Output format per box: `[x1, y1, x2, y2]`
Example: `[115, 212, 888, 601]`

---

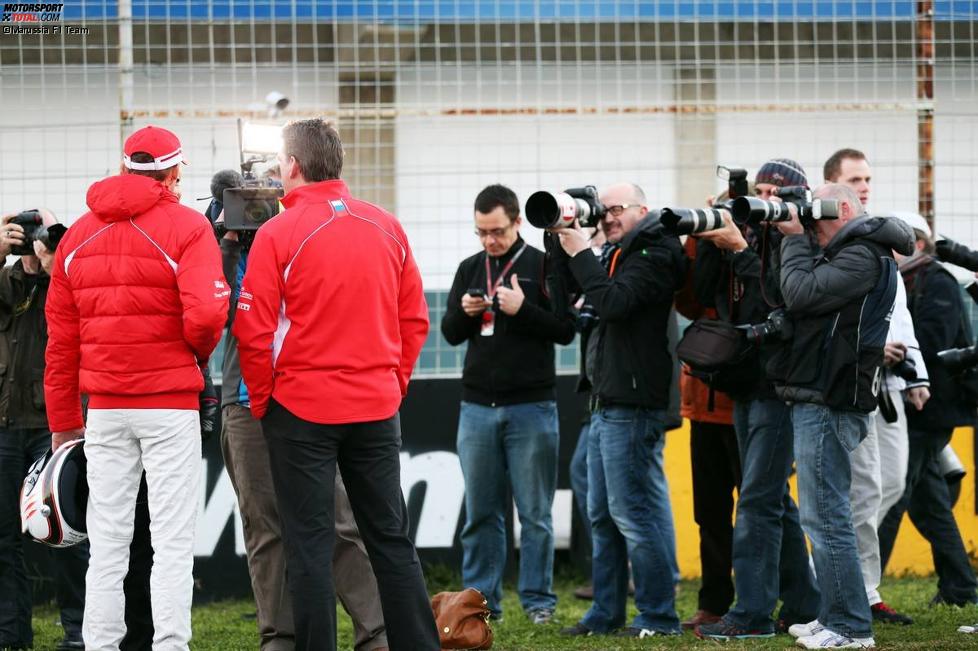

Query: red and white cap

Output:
[123, 125, 187, 171]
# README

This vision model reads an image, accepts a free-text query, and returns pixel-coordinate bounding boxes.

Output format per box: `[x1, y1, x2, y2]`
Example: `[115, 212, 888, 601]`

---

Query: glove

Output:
[199, 366, 220, 441]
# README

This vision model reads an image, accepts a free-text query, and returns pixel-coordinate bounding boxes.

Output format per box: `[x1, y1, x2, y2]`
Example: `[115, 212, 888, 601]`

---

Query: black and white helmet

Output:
[20, 438, 88, 548]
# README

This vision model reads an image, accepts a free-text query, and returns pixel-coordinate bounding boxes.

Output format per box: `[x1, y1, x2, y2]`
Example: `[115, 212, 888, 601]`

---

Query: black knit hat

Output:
[755, 158, 808, 189]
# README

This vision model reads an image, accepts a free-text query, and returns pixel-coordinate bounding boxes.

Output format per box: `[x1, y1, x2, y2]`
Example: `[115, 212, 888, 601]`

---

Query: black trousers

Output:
[690, 420, 742, 615]
[0, 428, 88, 648]
[121, 475, 155, 651]
[262, 400, 440, 651]
[879, 428, 978, 605]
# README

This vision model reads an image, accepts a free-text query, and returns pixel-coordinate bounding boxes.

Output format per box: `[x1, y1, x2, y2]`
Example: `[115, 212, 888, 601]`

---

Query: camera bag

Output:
[677, 318, 757, 400]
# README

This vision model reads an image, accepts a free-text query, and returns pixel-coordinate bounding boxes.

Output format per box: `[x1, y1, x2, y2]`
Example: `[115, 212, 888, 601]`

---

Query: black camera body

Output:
[222, 158, 284, 232]
[938, 344, 978, 375]
[935, 238, 978, 272]
[8, 210, 66, 256]
[744, 308, 793, 345]
[525, 185, 605, 229]
[891, 358, 918, 382]
[731, 186, 839, 226]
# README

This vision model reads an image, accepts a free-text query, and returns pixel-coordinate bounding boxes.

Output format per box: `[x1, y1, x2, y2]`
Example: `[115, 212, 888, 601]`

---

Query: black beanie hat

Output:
[755, 158, 808, 189]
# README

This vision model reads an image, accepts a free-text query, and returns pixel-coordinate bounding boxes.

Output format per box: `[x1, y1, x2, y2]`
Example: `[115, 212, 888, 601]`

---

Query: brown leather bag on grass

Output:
[430, 587, 494, 650]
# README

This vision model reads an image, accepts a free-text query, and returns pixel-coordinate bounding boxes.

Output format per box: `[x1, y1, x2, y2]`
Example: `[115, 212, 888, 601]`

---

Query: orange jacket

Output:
[675, 237, 735, 425]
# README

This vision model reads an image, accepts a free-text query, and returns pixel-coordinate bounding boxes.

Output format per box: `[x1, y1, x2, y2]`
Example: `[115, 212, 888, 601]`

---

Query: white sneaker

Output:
[789, 620, 823, 638]
[796, 628, 875, 649]
[958, 623, 978, 633]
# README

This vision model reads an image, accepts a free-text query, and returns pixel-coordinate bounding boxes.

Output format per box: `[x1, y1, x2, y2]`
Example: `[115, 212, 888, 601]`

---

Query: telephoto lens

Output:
[525, 186, 605, 229]
[730, 197, 792, 225]
[936, 238, 978, 273]
[659, 207, 726, 236]
[937, 344, 978, 374]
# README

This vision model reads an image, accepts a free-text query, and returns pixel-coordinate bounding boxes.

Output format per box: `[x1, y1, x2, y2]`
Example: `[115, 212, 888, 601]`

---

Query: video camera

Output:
[658, 166, 748, 236]
[525, 186, 605, 229]
[6, 210, 67, 256]
[731, 186, 839, 226]
[221, 157, 284, 232]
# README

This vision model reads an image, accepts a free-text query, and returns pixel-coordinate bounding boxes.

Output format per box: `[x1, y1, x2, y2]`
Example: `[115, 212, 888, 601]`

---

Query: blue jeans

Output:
[581, 406, 680, 633]
[793, 403, 873, 639]
[457, 400, 559, 615]
[725, 399, 819, 630]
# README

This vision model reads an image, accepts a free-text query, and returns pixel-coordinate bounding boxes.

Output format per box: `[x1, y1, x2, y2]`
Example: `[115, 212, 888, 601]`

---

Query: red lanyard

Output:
[485, 244, 528, 297]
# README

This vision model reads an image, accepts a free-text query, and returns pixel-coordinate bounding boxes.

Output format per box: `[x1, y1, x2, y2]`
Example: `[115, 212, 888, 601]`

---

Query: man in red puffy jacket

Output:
[233, 118, 439, 651]
[44, 125, 229, 651]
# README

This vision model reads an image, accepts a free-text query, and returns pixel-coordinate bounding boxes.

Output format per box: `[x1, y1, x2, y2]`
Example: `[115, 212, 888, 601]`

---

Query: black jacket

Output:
[441, 237, 576, 406]
[903, 258, 975, 431]
[566, 220, 686, 410]
[0, 261, 50, 429]
[693, 226, 784, 401]
[772, 216, 915, 412]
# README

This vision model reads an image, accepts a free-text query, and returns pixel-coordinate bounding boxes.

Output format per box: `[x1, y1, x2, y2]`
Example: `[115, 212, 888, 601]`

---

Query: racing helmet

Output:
[20, 438, 88, 548]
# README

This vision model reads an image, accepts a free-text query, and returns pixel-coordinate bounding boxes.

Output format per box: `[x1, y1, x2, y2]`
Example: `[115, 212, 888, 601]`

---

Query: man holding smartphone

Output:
[441, 184, 576, 624]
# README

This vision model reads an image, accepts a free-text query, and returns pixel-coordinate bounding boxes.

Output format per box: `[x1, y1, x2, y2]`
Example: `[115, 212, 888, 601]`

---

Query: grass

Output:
[28, 572, 978, 649]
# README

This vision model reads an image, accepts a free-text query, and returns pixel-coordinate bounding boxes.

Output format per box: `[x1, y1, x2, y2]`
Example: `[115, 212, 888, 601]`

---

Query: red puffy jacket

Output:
[44, 174, 229, 433]
[232, 179, 429, 424]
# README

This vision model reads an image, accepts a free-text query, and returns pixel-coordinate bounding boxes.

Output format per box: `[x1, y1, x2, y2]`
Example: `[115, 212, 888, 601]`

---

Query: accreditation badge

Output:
[480, 310, 495, 337]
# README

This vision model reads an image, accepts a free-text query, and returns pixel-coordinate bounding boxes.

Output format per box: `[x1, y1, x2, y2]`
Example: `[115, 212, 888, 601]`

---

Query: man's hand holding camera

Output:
[0, 213, 27, 259]
[770, 198, 805, 236]
[695, 210, 748, 252]
[552, 222, 591, 258]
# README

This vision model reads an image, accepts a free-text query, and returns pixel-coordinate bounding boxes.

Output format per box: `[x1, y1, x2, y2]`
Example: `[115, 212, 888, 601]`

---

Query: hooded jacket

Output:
[44, 174, 229, 433]
[566, 217, 686, 409]
[771, 216, 915, 412]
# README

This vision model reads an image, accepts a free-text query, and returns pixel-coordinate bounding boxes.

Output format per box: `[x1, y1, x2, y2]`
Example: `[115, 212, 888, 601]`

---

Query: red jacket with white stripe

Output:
[232, 179, 429, 424]
[44, 174, 229, 433]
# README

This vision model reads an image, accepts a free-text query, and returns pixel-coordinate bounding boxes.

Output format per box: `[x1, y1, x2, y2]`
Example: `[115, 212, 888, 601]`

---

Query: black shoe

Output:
[695, 619, 775, 640]
[872, 601, 913, 625]
[56, 631, 85, 651]
[560, 622, 593, 637]
[931, 592, 978, 608]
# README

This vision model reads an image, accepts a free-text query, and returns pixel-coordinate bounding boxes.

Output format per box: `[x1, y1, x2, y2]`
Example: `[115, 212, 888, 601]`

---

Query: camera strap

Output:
[484, 243, 528, 298]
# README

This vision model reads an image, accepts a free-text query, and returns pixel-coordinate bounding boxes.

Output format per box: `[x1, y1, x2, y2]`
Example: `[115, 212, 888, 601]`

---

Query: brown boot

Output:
[573, 584, 594, 600]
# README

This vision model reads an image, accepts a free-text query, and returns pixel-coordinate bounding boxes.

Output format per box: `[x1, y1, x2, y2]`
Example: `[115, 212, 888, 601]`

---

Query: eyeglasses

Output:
[605, 204, 640, 218]
[474, 223, 515, 239]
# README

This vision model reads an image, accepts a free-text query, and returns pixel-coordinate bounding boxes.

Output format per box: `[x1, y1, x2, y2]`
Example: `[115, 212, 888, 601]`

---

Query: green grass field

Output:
[29, 573, 978, 649]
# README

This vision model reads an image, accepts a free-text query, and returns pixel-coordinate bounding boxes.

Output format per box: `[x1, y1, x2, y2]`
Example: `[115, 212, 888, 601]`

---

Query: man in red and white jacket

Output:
[233, 118, 438, 651]
[44, 126, 228, 651]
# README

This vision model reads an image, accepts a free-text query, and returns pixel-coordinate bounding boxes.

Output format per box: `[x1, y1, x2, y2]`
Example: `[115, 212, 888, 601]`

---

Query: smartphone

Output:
[467, 288, 485, 298]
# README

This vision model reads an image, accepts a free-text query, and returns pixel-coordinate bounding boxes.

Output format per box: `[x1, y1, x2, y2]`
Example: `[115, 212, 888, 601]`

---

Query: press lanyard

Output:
[485, 243, 528, 297]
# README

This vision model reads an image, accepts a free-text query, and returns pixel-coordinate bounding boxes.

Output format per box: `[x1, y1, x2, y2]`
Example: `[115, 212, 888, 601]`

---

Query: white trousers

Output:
[83, 409, 201, 651]
[849, 389, 909, 606]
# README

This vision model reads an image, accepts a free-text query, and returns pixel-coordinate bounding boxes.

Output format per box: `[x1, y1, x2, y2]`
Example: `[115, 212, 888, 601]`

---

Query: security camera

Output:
[265, 91, 289, 117]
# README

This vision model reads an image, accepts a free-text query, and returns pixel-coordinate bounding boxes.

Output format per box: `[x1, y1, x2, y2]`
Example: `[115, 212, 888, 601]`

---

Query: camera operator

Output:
[213, 171, 390, 650]
[692, 159, 819, 641]
[554, 182, 686, 638]
[441, 184, 574, 624]
[770, 183, 915, 649]
[825, 148, 928, 625]
[877, 216, 978, 607]
[0, 209, 87, 651]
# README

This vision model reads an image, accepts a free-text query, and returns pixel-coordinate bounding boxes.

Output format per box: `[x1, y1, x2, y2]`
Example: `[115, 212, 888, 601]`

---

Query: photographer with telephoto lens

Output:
[691, 159, 819, 642]
[553, 182, 686, 639]
[768, 183, 915, 649]
[877, 215, 978, 609]
[0, 208, 87, 651]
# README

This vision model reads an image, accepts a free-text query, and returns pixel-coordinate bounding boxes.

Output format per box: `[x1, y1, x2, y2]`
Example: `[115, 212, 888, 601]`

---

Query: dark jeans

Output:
[690, 420, 741, 615]
[262, 400, 439, 651]
[879, 428, 978, 605]
[121, 476, 154, 651]
[570, 418, 591, 549]
[0, 428, 88, 648]
[725, 400, 819, 631]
